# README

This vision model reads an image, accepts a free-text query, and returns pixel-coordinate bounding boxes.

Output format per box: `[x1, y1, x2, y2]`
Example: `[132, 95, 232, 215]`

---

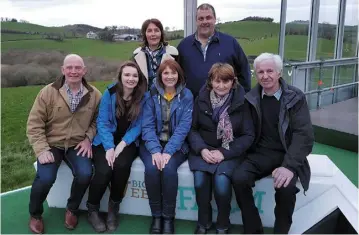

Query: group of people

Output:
[26, 3, 314, 235]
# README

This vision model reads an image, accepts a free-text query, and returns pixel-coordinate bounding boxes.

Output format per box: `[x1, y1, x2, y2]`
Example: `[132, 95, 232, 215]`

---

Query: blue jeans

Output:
[139, 143, 186, 218]
[29, 147, 93, 218]
[194, 171, 232, 230]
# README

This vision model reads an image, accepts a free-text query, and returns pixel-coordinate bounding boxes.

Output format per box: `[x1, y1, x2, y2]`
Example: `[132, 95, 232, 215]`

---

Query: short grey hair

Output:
[253, 53, 283, 73]
[197, 3, 216, 18]
[63, 54, 85, 66]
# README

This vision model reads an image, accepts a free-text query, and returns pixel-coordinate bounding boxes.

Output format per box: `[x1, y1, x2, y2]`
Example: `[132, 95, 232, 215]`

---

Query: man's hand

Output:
[38, 150, 55, 164]
[75, 137, 92, 158]
[201, 149, 216, 164]
[152, 153, 163, 171]
[210, 150, 225, 163]
[272, 167, 294, 188]
[162, 153, 171, 169]
[106, 148, 115, 169]
[114, 141, 127, 159]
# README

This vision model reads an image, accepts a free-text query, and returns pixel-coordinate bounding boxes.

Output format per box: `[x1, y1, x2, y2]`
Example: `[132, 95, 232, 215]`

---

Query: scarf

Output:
[210, 90, 234, 150]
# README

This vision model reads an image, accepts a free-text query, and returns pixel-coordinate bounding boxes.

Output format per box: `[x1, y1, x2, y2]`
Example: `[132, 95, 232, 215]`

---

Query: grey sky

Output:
[1, 0, 358, 29]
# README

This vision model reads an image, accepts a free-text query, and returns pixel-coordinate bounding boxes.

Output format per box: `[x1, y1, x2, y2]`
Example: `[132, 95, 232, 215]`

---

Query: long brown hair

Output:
[115, 61, 147, 121]
[141, 18, 168, 47]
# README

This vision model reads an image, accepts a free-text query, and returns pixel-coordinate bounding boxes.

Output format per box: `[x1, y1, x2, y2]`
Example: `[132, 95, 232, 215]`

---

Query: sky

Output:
[0, 0, 358, 29]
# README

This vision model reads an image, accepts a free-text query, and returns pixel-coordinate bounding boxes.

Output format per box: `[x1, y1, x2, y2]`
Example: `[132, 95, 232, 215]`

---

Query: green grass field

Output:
[1, 22, 73, 35]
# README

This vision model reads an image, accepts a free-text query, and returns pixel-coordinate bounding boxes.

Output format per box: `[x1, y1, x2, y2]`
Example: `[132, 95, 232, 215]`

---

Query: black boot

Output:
[87, 203, 106, 233]
[194, 225, 208, 234]
[163, 216, 174, 234]
[106, 199, 120, 232]
[150, 216, 162, 234]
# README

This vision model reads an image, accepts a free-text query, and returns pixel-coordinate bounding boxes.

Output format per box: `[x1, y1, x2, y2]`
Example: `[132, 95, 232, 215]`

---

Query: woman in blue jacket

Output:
[86, 61, 147, 232]
[140, 59, 193, 234]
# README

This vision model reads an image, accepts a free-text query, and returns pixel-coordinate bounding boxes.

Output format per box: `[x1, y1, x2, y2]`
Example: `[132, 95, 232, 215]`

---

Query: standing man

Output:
[177, 3, 251, 97]
[232, 53, 314, 234]
[27, 54, 102, 234]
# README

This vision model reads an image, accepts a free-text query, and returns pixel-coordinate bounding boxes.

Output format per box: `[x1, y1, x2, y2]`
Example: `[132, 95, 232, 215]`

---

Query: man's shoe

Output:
[150, 217, 162, 234]
[194, 225, 208, 234]
[88, 211, 106, 233]
[29, 217, 44, 234]
[64, 209, 78, 230]
[106, 200, 120, 231]
[162, 216, 174, 234]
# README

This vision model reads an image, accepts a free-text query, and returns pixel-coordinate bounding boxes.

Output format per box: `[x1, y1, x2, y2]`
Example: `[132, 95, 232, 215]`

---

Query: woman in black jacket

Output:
[188, 63, 255, 234]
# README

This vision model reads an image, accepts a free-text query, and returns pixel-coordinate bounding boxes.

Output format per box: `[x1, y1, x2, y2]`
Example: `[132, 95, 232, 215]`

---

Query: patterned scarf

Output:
[210, 90, 234, 150]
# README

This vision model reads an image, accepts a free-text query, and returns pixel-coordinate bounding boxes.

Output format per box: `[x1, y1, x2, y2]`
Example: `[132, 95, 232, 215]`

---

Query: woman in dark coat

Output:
[188, 63, 255, 234]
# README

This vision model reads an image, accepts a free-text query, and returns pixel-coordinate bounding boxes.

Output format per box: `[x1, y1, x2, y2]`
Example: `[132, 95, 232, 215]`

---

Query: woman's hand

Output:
[106, 148, 115, 169]
[211, 150, 225, 163]
[162, 153, 171, 169]
[200, 149, 217, 164]
[114, 141, 127, 159]
[152, 153, 163, 170]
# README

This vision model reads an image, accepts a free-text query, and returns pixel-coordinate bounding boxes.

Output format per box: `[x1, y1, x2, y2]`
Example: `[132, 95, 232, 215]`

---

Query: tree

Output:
[11, 18, 17, 22]
[98, 27, 114, 42]
[165, 26, 170, 32]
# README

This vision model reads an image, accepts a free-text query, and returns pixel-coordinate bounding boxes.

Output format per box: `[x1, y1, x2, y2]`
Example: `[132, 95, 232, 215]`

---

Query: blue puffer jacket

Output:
[141, 79, 193, 156]
[92, 82, 148, 150]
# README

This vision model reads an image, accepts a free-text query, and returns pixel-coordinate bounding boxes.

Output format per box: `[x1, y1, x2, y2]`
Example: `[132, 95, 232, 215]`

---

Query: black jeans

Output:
[87, 144, 137, 209]
[29, 146, 93, 218]
[232, 149, 299, 234]
[194, 171, 232, 230]
[139, 143, 186, 218]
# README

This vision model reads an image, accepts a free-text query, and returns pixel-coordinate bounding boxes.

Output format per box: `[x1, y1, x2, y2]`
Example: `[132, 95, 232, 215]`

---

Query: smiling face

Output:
[145, 23, 161, 49]
[61, 55, 86, 85]
[255, 59, 281, 94]
[211, 77, 233, 97]
[161, 66, 178, 90]
[121, 66, 139, 90]
[196, 8, 216, 38]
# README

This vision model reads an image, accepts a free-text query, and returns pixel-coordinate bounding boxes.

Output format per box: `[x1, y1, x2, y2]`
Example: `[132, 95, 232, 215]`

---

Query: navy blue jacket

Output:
[177, 31, 251, 97]
[141, 80, 193, 156]
[188, 85, 255, 176]
[92, 83, 147, 150]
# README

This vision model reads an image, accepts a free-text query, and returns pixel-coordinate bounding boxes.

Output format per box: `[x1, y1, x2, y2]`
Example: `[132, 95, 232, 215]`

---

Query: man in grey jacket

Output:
[232, 53, 314, 234]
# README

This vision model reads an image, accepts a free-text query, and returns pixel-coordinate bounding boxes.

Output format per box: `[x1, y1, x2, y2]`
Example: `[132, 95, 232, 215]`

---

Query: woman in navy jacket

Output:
[140, 59, 193, 234]
[188, 63, 255, 234]
[87, 61, 147, 232]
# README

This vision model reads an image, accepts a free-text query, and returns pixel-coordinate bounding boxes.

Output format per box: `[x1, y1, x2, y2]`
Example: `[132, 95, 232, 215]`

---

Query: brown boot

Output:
[29, 216, 44, 234]
[88, 211, 107, 233]
[106, 200, 120, 231]
[64, 209, 78, 230]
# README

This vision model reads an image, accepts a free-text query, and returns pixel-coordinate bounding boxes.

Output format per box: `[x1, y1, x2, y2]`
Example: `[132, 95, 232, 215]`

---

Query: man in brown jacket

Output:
[27, 54, 102, 234]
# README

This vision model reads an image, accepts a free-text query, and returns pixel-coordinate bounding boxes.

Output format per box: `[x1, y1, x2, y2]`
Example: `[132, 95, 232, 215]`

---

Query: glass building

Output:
[184, 0, 358, 109]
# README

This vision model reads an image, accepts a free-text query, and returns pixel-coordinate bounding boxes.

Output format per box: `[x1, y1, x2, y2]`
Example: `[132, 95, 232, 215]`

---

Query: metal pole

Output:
[184, 0, 197, 37]
[278, 0, 287, 59]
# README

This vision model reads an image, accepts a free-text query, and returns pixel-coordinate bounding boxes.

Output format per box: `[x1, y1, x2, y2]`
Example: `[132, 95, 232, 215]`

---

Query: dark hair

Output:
[116, 61, 147, 121]
[157, 59, 185, 89]
[196, 3, 216, 18]
[206, 63, 239, 89]
[141, 18, 168, 47]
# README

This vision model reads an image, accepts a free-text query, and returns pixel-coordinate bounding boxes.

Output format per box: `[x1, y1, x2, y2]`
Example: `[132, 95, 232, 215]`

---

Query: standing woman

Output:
[86, 61, 147, 233]
[188, 63, 255, 234]
[140, 59, 193, 234]
[133, 18, 178, 89]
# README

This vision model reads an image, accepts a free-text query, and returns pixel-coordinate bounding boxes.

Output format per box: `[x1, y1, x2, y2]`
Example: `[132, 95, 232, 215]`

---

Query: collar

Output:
[52, 76, 93, 92]
[192, 31, 219, 45]
[261, 86, 282, 101]
[64, 82, 83, 94]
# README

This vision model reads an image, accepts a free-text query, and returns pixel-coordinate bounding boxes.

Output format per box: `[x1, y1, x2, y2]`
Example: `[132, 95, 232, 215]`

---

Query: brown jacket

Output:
[27, 76, 102, 157]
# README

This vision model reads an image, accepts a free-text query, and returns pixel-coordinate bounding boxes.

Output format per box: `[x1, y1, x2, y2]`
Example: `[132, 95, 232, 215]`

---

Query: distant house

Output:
[113, 34, 139, 41]
[86, 31, 98, 39]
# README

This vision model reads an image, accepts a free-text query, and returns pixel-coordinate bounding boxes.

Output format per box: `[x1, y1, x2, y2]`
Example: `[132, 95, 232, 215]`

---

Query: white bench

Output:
[33, 154, 358, 234]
